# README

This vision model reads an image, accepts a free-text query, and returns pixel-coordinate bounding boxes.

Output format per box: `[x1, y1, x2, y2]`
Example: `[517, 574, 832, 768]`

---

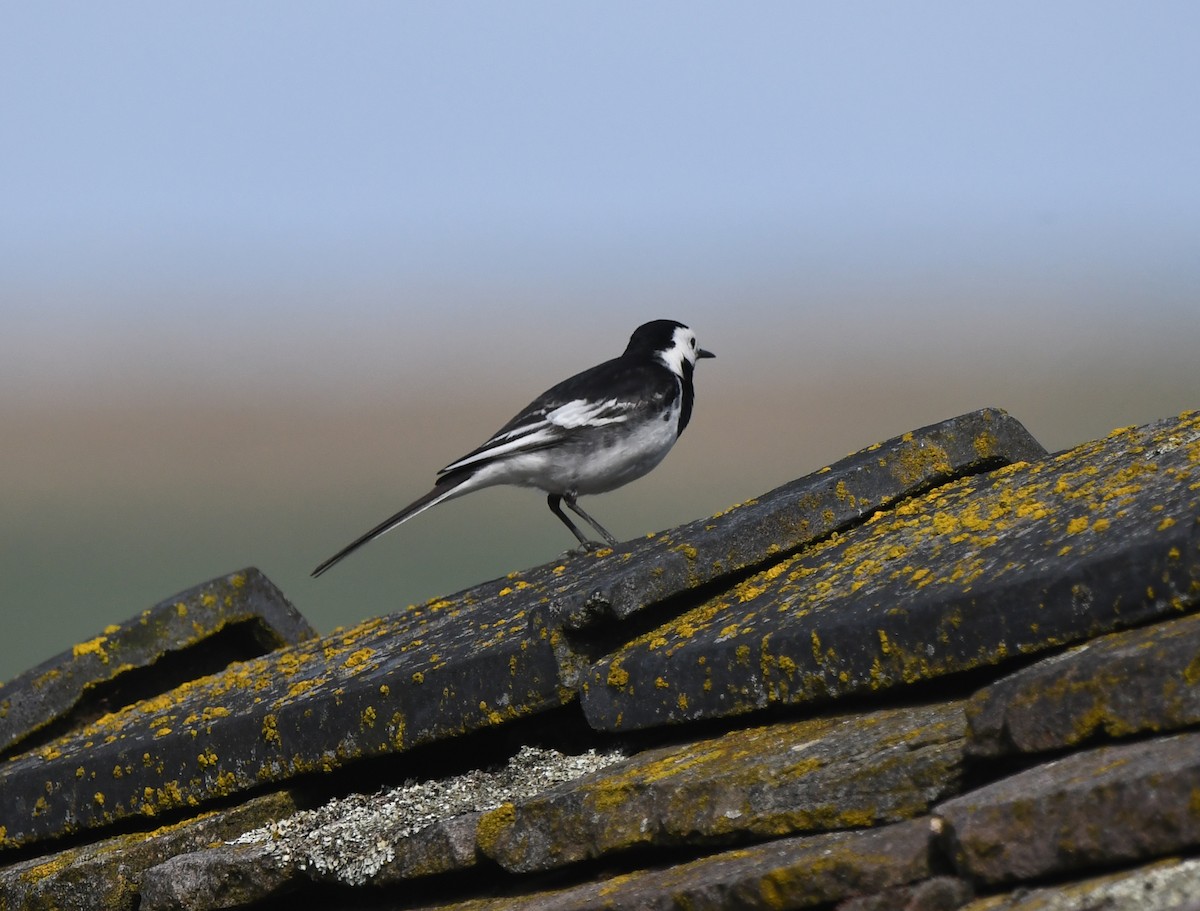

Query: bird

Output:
[311, 319, 715, 577]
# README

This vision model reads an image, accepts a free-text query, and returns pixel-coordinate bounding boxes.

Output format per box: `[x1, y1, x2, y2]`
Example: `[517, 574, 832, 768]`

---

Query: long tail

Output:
[311, 476, 470, 577]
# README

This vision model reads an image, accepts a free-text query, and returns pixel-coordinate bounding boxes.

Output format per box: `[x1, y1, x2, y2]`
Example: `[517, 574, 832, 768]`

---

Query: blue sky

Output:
[6, 3, 1198, 302]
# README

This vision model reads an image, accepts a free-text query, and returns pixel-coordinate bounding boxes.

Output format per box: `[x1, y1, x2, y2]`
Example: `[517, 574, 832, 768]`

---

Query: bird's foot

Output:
[566, 540, 611, 556]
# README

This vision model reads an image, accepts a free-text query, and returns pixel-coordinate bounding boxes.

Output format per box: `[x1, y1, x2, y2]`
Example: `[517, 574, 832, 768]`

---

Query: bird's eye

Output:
[689, 338, 696, 348]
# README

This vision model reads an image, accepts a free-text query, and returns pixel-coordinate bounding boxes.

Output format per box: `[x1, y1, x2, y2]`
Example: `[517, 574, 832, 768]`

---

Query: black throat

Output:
[677, 358, 696, 436]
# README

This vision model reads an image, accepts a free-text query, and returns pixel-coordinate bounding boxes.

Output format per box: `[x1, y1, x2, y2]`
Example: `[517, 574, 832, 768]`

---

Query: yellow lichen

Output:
[72, 636, 110, 663]
[475, 803, 517, 854]
[930, 512, 958, 535]
[343, 648, 374, 668]
[286, 679, 316, 699]
[607, 660, 630, 688]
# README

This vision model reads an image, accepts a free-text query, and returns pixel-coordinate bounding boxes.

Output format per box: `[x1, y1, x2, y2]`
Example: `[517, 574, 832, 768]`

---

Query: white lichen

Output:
[229, 745, 623, 886]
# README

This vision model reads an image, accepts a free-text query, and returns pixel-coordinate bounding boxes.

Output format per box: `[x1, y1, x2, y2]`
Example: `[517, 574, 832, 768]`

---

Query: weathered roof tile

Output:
[0, 790, 299, 911]
[958, 857, 1200, 910]
[583, 412, 1200, 730]
[0, 592, 566, 848]
[550, 407, 1045, 633]
[967, 609, 1200, 757]
[0, 568, 314, 758]
[938, 729, 1200, 885]
[478, 701, 965, 874]
[420, 818, 937, 911]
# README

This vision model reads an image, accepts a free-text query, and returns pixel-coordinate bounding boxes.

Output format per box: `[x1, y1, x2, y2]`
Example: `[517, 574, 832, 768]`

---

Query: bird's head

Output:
[626, 319, 715, 378]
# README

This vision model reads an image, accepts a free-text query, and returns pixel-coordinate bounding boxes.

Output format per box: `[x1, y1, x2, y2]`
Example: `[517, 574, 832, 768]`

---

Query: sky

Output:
[2, 3, 1198, 683]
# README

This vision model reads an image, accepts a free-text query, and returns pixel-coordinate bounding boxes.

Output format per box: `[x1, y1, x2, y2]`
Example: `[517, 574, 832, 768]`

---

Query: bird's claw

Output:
[567, 540, 609, 556]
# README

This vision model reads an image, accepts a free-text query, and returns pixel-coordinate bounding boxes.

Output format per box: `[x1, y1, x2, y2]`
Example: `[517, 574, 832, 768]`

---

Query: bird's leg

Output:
[563, 493, 619, 547]
[547, 493, 594, 548]
[547, 493, 618, 551]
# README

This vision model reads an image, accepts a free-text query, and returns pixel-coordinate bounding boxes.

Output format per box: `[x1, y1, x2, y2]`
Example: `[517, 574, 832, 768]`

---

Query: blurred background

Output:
[3, 4, 1198, 684]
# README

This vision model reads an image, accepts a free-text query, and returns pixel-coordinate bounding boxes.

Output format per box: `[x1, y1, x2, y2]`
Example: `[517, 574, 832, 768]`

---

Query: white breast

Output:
[568, 399, 681, 495]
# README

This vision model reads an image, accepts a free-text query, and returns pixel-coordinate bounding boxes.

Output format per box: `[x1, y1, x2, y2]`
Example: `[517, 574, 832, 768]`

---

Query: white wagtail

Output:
[312, 319, 714, 577]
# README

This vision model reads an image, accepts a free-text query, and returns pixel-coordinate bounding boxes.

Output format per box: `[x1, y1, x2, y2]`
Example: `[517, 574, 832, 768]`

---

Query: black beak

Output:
[697, 348, 716, 359]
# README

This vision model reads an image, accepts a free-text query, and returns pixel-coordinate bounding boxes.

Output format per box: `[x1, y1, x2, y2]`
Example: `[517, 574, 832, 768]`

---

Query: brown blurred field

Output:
[3, 282, 1197, 684]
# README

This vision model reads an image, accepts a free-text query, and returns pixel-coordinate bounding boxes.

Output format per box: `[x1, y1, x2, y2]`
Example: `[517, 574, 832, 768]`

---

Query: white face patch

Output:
[657, 325, 700, 378]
